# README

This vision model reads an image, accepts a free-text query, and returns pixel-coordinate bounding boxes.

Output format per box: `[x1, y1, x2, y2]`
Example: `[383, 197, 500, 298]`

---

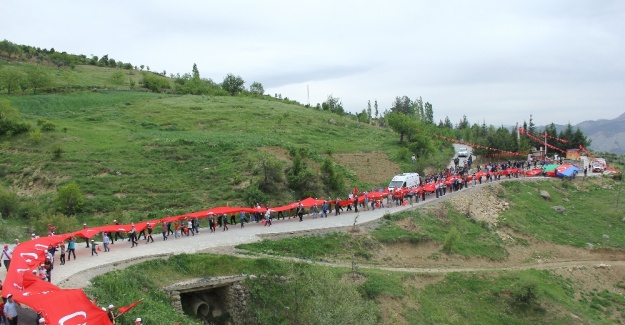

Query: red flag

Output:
[118, 299, 143, 314]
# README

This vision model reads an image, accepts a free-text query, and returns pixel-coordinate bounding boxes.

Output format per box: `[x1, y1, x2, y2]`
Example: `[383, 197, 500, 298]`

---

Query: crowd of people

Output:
[2, 156, 572, 324]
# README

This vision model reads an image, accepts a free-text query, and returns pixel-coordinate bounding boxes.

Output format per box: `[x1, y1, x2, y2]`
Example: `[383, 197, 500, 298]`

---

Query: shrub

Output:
[443, 226, 460, 254]
[55, 182, 85, 215]
[33, 213, 80, 236]
[52, 145, 63, 159]
[37, 118, 56, 132]
[29, 128, 42, 144]
[0, 188, 19, 218]
[510, 278, 541, 306]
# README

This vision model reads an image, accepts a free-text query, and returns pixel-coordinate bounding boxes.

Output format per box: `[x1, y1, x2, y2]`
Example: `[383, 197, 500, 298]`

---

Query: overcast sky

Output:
[3, 0, 624, 126]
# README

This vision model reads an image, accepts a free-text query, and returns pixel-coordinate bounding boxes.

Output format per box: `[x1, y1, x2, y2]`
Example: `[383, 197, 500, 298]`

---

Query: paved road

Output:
[449, 143, 475, 169]
[22, 202, 421, 287]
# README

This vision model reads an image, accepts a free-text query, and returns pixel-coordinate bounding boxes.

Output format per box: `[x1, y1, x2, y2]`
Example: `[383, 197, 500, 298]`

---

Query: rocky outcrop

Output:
[447, 183, 509, 227]
[540, 190, 551, 201]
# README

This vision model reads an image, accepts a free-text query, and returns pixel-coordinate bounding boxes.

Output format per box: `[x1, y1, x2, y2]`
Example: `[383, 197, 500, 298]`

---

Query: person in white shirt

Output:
[1, 244, 11, 270]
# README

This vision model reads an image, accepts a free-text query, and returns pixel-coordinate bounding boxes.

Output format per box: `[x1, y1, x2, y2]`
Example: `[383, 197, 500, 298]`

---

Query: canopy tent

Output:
[556, 165, 583, 177]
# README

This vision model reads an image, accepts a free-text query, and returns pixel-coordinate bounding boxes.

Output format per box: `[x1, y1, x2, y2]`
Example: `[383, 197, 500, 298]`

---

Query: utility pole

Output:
[617, 164, 624, 209]
[545, 131, 547, 160]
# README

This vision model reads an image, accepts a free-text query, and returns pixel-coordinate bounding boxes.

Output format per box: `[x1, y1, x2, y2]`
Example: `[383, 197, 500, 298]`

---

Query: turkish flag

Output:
[118, 299, 143, 314]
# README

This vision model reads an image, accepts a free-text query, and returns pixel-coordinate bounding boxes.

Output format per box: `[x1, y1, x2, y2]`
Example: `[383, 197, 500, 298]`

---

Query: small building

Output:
[566, 149, 580, 160]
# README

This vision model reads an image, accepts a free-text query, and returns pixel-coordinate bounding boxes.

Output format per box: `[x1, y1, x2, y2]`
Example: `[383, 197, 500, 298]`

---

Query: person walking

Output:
[67, 237, 77, 261]
[3, 294, 19, 325]
[239, 211, 246, 228]
[166, 220, 174, 236]
[222, 215, 229, 231]
[2, 244, 11, 271]
[103, 233, 111, 252]
[208, 215, 216, 232]
[264, 208, 272, 227]
[296, 203, 304, 222]
[174, 220, 180, 238]
[113, 220, 124, 242]
[130, 225, 138, 248]
[59, 243, 66, 265]
[161, 222, 168, 241]
[146, 223, 154, 243]
[43, 257, 53, 282]
[91, 240, 99, 256]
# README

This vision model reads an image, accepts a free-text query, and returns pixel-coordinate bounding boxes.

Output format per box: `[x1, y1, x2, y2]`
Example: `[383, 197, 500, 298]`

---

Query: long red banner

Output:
[434, 135, 526, 157]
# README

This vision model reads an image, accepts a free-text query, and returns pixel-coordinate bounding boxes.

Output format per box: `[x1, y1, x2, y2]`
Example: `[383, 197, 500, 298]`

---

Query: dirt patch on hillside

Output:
[261, 147, 400, 186]
[332, 152, 400, 185]
[261, 146, 292, 163]
[446, 182, 509, 227]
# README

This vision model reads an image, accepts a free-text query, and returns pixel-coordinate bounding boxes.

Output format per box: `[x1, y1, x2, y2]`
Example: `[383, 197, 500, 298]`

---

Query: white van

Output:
[388, 173, 420, 191]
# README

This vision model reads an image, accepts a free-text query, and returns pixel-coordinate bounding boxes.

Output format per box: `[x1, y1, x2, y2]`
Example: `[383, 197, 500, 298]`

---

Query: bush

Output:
[55, 182, 85, 215]
[0, 188, 19, 218]
[510, 278, 541, 306]
[52, 145, 63, 159]
[37, 118, 56, 132]
[443, 226, 460, 254]
[33, 213, 81, 236]
[30, 128, 42, 144]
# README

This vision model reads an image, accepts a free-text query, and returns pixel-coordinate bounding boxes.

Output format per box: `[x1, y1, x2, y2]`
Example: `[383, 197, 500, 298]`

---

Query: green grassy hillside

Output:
[0, 60, 455, 238]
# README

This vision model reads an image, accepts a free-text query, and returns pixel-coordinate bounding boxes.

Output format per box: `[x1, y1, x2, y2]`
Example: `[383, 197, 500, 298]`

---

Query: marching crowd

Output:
[1, 156, 558, 324]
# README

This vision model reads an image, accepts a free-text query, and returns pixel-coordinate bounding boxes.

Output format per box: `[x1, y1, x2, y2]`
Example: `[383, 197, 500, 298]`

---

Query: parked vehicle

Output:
[591, 158, 606, 172]
[388, 173, 420, 191]
[457, 148, 469, 157]
[592, 164, 605, 173]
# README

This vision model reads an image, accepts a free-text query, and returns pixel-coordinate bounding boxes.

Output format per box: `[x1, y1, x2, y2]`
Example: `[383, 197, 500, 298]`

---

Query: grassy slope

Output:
[2, 91, 404, 219]
[233, 177, 625, 323]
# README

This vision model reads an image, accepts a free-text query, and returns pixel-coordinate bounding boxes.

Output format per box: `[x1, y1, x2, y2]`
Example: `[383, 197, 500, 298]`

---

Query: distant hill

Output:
[544, 112, 625, 154]
[576, 112, 625, 154]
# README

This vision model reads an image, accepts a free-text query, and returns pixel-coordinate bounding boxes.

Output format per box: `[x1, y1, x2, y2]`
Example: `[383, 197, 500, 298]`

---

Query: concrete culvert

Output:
[189, 294, 210, 318]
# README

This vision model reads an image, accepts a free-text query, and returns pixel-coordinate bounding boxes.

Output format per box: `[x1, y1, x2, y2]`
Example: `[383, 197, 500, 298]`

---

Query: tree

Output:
[457, 115, 469, 129]
[424, 102, 434, 124]
[249, 81, 264, 95]
[221, 73, 245, 96]
[320, 158, 345, 196]
[0, 40, 23, 58]
[391, 96, 413, 115]
[387, 112, 416, 143]
[258, 153, 285, 193]
[366, 100, 372, 124]
[325, 95, 344, 114]
[108, 71, 126, 86]
[98, 54, 109, 66]
[142, 73, 170, 92]
[374, 100, 379, 119]
[28, 68, 52, 94]
[0, 98, 30, 136]
[528, 114, 536, 135]
[55, 182, 85, 216]
[0, 66, 25, 95]
[443, 116, 453, 129]
[192, 63, 200, 80]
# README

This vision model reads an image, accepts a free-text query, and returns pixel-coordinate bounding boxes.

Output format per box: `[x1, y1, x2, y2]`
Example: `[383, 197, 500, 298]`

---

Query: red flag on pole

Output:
[118, 299, 143, 314]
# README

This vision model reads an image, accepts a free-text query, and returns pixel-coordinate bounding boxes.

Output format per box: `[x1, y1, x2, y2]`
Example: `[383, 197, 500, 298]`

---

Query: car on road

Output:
[457, 148, 469, 157]
[592, 164, 605, 173]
